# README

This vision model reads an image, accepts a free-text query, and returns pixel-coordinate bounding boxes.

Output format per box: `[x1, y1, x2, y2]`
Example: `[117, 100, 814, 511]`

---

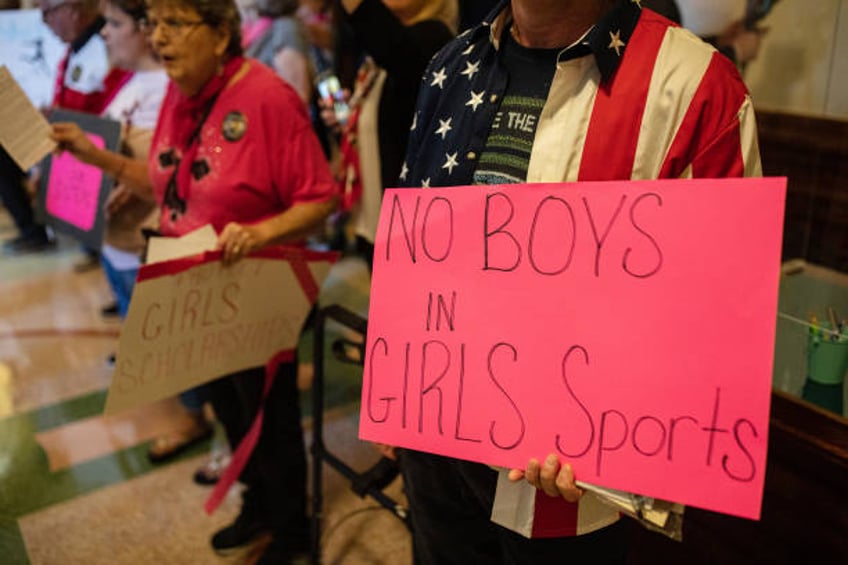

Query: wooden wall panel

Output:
[757, 111, 848, 272]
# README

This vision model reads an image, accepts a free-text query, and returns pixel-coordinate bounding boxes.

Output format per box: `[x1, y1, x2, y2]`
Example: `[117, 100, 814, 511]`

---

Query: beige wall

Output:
[745, 0, 848, 120]
[827, 0, 848, 116]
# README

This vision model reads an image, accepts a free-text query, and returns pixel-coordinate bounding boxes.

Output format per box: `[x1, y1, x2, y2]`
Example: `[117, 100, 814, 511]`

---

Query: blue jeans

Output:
[101, 256, 138, 318]
[179, 386, 207, 413]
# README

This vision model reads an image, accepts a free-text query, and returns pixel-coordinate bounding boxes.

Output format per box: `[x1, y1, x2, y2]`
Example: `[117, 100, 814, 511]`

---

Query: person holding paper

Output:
[394, 0, 762, 563]
[0, 1, 53, 255]
[39, 0, 133, 271]
[1, 0, 125, 255]
[49, 0, 336, 562]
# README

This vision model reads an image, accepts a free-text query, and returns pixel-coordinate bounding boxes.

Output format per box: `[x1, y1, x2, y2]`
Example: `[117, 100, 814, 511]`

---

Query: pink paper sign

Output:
[45, 133, 106, 230]
[360, 177, 787, 520]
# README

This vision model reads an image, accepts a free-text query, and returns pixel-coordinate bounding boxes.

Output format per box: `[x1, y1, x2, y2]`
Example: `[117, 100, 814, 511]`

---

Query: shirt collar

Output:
[474, 0, 642, 84]
[586, 0, 642, 83]
[69, 16, 105, 53]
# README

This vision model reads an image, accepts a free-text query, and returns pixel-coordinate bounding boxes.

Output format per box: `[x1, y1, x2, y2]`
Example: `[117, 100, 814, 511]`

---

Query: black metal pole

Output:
[310, 306, 327, 564]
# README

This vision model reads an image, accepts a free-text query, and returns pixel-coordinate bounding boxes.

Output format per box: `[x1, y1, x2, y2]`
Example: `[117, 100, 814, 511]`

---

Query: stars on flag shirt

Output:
[401, 0, 760, 191]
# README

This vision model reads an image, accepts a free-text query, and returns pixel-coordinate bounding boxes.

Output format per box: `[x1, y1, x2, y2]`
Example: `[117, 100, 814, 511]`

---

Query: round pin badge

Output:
[222, 111, 247, 142]
[70, 65, 82, 82]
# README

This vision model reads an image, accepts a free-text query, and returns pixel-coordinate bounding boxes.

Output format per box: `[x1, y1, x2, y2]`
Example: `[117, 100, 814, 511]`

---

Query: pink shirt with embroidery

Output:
[149, 61, 334, 237]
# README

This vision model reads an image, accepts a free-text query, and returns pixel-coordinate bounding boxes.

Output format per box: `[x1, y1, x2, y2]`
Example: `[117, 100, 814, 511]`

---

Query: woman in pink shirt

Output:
[51, 0, 336, 561]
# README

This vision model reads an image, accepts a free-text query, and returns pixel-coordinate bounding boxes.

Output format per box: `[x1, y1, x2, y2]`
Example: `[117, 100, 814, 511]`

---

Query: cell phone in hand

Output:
[315, 71, 350, 126]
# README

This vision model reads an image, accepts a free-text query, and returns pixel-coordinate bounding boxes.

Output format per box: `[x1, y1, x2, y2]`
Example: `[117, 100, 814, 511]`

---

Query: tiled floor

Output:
[0, 210, 411, 564]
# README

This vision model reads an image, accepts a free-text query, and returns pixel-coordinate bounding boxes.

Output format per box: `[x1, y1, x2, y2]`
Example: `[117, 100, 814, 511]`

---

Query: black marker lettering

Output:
[623, 192, 664, 278]
[632, 415, 667, 457]
[583, 194, 627, 277]
[402, 342, 410, 429]
[528, 196, 577, 276]
[366, 338, 394, 423]
[596, 409, 628, 475]
[487, 343, 525, 450]
[667, 415, 699, 461]
[455, 343, 482, 443]
[722, 418, 758, 482]
[418, 340, 450, 435]
[483, 192, 521, 272]
[386, 194, 421, 263]
[425, 292, 434, 331]
[422, 196, 453, 262]
[436, 291, 457, 331]
[555, 345, 595, 458]
[702, 387, 730, 467]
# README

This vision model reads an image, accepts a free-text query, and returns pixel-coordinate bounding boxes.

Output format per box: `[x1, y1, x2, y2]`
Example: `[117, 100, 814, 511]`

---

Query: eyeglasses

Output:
[139, 16, 205, 37]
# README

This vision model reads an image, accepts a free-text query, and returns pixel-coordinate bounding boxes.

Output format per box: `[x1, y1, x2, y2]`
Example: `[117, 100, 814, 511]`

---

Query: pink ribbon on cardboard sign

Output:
[203, 348, 294, 515]
[203, 252, 323, 514]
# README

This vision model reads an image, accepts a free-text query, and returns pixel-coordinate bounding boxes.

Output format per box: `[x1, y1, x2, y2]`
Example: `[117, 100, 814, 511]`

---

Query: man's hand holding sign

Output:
[360, 177, 786, 521]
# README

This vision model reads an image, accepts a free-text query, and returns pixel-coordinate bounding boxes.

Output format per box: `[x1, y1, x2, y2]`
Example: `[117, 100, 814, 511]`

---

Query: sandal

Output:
[147, 423, 214, 463]
[193, 452, 231, 486]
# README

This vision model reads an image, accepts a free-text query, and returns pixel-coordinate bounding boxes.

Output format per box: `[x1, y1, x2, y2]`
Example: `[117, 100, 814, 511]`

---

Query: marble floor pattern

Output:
[0, 210, 411, 564]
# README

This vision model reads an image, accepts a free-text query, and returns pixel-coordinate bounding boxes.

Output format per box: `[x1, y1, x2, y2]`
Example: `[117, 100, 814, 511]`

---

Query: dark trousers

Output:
[401, 450, 628, 565]
[0, 147, 44, 238]
[205, 362, 309, 547]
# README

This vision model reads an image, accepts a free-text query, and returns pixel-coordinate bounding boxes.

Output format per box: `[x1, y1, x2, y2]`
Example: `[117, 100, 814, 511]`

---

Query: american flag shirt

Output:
[399, 0, 762, 539]
[401, 0, 760, 190]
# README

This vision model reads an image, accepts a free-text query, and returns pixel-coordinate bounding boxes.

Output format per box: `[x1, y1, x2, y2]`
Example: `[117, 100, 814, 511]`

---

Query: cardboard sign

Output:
[359, 177, 787, 520]
[104, 247, 335, 415]
[37, 109, 121, 250]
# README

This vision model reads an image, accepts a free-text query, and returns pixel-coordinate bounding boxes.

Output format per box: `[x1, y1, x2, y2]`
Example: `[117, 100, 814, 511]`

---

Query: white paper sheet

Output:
[0, 66, 55, 170]
[146, 224, 219, 264]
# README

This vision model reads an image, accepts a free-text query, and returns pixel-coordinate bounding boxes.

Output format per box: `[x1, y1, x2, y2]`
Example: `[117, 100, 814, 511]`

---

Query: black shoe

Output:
[2, 233, 55, 255]
[255, 538, 310, 565]
[211, 510, 271, 555]
[101, 302, 120, 317]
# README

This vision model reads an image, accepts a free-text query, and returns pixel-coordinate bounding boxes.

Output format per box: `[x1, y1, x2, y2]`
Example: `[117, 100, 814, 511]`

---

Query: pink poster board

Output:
[359, 177, 787, 520]
[37, 109, 121, 250]
[45, 132, 105, 231]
